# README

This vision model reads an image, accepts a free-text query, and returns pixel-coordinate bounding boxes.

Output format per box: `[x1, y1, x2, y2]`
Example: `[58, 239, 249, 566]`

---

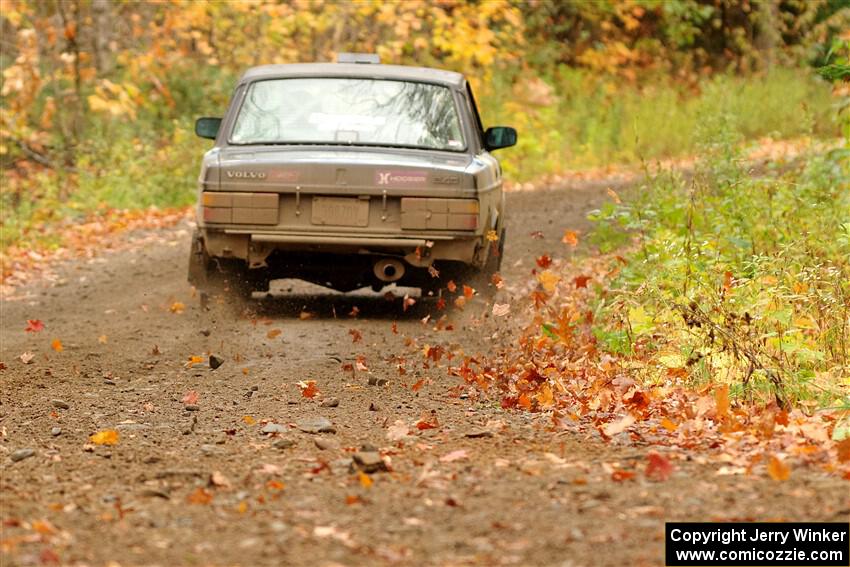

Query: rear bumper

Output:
[200, 228, 482, 269]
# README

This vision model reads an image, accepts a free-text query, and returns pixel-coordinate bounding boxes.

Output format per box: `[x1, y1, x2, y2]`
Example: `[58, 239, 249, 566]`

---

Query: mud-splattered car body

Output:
[188, 58, 516, 296]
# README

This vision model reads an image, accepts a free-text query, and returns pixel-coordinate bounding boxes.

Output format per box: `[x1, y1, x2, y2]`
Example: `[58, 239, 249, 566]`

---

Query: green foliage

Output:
[484, 68, 836, 181]
[590, 124, 850, 407]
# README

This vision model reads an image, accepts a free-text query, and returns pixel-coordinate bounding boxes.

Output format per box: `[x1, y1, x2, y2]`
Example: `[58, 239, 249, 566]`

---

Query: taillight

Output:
[400, 198, 479, 230]
[202, 192, 278, 225]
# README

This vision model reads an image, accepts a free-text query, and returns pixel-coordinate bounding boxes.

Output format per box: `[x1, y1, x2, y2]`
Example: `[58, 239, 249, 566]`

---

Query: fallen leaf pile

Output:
[450, 251, 850, 480]
[1, 207, 192, 299]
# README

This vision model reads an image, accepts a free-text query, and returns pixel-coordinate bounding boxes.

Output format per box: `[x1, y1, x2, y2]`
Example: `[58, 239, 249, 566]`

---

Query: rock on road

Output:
[1, 181, 847, 567]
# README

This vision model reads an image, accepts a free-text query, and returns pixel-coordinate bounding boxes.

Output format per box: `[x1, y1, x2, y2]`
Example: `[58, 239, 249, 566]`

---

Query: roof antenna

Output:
[337, 53, 380, 64]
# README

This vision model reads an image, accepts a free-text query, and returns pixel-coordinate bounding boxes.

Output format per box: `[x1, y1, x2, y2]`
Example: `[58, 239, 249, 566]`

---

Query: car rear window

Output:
[230, 78, 465, 151]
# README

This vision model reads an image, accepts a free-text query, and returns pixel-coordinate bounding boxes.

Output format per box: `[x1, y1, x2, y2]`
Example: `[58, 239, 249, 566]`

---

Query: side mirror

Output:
[484, 126, 517, 151]
[195, 117, 222, 140]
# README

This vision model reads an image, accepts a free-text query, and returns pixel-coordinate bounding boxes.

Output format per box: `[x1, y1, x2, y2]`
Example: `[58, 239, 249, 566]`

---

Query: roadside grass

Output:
[587, 123, 850, 411]
[484, 68, 837, 179]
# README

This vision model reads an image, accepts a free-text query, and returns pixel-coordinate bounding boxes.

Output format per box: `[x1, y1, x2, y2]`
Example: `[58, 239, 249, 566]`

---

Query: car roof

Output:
[238, 63, 466, 88]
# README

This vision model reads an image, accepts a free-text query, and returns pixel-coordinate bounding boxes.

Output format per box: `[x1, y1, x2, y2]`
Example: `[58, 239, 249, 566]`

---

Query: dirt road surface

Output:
[2, 181, 847, 567]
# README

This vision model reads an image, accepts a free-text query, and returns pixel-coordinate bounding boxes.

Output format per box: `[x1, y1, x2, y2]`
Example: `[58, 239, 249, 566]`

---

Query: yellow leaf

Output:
[90, 429, 119, 445]
[237, 501, 248, 514]
[267, 328, 282, 339]
[537, 270, 561, 293]
[242, 415, 255, 425]
[660, 417, 678, 432]
[358, 471, 373, 488]
[186, 355, 204, 367]
[51, 339, 64, 352]
[562, 229, 579, 247]
[485, 229, 499, 242]
[715, 384, 730, 419]
[31, 520, 55, 535]
[98, 335, 108, 344]
[170, 302, 185, 314]
[535, 383, 554, 408]
[766, 455, 790, 481]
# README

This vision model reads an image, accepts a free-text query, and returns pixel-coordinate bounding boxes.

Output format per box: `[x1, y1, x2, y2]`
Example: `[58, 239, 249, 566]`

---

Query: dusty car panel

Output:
[188, 59, 516, 297]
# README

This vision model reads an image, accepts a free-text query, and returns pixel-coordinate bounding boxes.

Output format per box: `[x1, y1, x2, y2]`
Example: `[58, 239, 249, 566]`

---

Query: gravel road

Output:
[1, 181, 847, 567]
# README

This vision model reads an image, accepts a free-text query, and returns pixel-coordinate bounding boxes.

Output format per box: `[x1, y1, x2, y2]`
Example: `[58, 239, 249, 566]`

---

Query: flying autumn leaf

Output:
[186, 355, 204, 367]
[182, 390, 199, 405]
[836, 438, 850, 463]
[462, 285, 474, 299]
[50, 339, 63, 352]
[90, 430, 120, 445]
[98, 335, 108, 344]
[766, 455, 790, 481]
[573, 275, 591, 288]
[242, 415, 256, 425]
[267, 328, 282, 339]
[562, 229, 579, 247]
[715, 384, 730, 419]
[446, 280, 457, 293]
[415, 413, 439, 430]
[358, 471, 373, 488]
[536, 254, 553, 268]
[402, 295, 416, 312]
[485, 229, 499, 242]
[299, 311, 314, 320]
[537, 270, 561, 293]
[645, 451, 674, 481]
[169, 301, 185, 314]
[298, 380, 320, 399]
[25, 319, 44, 333]
[348, 329, 362, 343]
[187, 487, 213, 505]
[611, 470, 636, 482]
[602, 414, 635, 437]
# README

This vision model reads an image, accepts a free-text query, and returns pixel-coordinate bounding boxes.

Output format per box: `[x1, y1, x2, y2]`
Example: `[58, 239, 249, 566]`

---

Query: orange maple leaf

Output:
[766, 455, 790, 481]
[645, 451, 674, 481]
[298, 380, 320, 399]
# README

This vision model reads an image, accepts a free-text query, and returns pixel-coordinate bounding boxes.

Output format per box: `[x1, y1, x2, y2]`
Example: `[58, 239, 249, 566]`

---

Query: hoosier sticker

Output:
[375, 170, 428, 186]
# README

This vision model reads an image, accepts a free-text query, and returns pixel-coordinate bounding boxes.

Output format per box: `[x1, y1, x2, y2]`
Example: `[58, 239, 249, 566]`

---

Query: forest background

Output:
[1, 0, 847, 247]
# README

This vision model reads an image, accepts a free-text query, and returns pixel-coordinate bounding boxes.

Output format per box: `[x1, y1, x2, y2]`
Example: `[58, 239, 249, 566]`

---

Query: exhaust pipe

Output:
[373, 258, 405, 283]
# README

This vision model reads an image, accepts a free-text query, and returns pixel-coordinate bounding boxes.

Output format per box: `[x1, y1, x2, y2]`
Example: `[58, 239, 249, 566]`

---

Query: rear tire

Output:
[464, 228, 506, 297]
[187, 231, 265, 301]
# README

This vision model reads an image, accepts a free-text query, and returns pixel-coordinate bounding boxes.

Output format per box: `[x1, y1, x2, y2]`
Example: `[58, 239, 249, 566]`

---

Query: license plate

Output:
[311, 197, 369, 227]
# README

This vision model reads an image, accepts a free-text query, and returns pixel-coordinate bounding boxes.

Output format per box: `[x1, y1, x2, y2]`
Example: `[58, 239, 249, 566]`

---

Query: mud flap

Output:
[187, 231, 208, 287]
